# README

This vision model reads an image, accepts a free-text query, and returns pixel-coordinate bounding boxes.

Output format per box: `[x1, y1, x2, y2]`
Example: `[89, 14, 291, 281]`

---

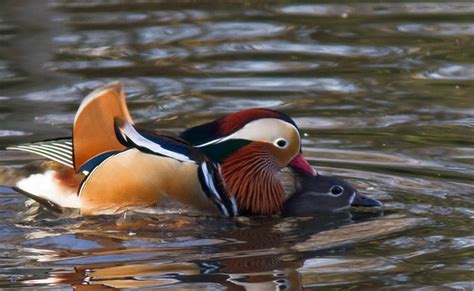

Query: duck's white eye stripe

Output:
[274, 138, 288, 148]
[195, 118, 298, 147]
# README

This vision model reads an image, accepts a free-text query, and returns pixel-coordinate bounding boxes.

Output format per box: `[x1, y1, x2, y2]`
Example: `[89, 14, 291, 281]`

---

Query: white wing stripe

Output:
[7, 139, 74, 168]
[16, 145, 72, 161]
[201, 162, 223, 202]
[194, 137, 225, 148]
[118, 121, 193, 163]
[15, 145, 71, 162]
[34, 144, 72, 156]
[230, 197, 238, 215]
[8, 146, 72, 167]
[199, 162, 238, 217]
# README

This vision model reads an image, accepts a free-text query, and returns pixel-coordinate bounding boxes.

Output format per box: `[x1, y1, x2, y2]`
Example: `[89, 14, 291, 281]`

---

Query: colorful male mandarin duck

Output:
[6, 82, 317, 216]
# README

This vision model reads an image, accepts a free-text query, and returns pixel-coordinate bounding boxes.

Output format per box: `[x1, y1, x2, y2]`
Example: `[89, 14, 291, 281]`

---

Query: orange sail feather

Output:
[73, 82, 133, 171]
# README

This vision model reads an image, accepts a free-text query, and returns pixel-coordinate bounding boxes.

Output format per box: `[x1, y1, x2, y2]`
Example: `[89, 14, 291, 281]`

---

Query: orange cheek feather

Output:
[221, 142, 285, 215]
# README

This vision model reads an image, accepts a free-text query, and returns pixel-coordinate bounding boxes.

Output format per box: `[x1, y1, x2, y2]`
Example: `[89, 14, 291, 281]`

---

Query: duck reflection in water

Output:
[16, 169, 384, 290]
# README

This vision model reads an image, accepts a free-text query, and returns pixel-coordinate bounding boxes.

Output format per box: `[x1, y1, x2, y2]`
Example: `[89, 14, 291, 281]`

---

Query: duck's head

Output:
[282, 173, 383, 216]
[181, 108, 316, 215]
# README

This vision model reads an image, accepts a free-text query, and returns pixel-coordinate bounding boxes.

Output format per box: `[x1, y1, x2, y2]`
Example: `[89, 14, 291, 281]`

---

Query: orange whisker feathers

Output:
[221, 143, 285, 215]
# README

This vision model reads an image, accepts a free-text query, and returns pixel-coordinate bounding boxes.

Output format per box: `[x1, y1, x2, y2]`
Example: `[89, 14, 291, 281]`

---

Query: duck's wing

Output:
[7, 138, 74, 168]
[114, 118, 203, 163]
[111, 118, 238, 216]
[72, 81, 133, 171]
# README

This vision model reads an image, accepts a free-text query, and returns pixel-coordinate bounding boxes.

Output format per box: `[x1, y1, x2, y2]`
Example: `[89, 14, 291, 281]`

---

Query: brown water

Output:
[0, 0, 473, 289]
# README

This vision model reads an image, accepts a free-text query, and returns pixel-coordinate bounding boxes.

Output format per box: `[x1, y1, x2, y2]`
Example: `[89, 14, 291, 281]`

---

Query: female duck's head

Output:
[282, 173, 382, 216]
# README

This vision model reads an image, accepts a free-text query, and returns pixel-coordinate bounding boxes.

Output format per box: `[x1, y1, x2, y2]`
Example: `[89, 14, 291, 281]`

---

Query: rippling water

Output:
[0, 0, 473, 289]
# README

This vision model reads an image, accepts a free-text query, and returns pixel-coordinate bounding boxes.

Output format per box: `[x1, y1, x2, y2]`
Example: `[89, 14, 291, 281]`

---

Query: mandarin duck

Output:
[282, 171, 382, 216]
[4, 82, 318, 216]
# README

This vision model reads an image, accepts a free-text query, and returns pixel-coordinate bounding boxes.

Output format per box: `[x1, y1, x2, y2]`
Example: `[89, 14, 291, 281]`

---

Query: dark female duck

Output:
[6, 82, 317, 216]
[282, 171, 382, 216]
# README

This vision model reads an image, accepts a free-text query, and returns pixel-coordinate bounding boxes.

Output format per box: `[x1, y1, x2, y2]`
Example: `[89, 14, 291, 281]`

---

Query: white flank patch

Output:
[16, 170, 81, 208]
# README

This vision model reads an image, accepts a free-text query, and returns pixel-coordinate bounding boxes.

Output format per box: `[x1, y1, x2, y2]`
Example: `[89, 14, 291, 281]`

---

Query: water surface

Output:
[0, 0, 473, 289]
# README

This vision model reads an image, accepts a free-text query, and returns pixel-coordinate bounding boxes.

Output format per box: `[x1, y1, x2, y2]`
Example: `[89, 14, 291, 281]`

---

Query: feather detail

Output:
[197, 161, 238, 217]
[217, 109, 289, 136]
[7, 139, 74, 168]
[220, 142, 285, 215]
[181, 108, 297, 147]
[73, 81, 133, 171]
[16, 169, 83, 209]
[114, 118, 202, 163]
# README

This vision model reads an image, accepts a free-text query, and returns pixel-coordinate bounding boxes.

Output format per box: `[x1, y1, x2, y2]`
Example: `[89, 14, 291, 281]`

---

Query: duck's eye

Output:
[274, 138, 288, 148]
[330, 185, 344, 196]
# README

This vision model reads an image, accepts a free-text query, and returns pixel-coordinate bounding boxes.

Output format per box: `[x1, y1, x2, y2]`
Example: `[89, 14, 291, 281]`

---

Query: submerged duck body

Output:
[7, 82, 318, 216]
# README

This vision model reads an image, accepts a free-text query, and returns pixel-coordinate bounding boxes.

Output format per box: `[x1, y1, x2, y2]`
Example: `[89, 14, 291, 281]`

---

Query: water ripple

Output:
[397, 23, 474, 36]
[0, 130, 31, 138]
[207, 98, 283, 113]
[138, 25, 202, 44]
[56, 30, 130, 47]
[417, 65, 474, 80]
[21, 81, 104, 102]
[197, 41, 405, 58]
[183, 77, 359, 93]
[296, 114, 418, 130]
[278, 3, 474, 17]
[200, 22, 287, 40]
[194, 61, 321, 73]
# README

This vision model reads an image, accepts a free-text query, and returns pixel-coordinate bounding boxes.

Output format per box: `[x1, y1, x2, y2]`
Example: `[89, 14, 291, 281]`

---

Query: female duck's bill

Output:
[282, 173, 382, 217]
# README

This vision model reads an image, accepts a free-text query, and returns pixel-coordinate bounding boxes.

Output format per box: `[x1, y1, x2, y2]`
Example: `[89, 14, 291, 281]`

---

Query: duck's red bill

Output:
[289, 153, 317, 176]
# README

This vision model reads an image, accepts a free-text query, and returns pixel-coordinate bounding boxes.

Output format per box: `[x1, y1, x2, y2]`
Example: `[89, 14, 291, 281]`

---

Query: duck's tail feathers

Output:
[7, 139, 74, 168]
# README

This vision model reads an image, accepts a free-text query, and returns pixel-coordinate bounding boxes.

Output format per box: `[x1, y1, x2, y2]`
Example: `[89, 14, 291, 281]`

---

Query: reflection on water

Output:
[0, 0, 473, 289]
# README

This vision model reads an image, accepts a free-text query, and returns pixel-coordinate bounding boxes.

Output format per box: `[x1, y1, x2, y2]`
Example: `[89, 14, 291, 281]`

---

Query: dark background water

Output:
[0, 0, 473, 289]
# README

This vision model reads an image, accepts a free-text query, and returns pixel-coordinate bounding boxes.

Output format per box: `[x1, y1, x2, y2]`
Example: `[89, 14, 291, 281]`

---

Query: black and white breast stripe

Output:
[198, 161, 238, 217]
[7, 139, 74, 168]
